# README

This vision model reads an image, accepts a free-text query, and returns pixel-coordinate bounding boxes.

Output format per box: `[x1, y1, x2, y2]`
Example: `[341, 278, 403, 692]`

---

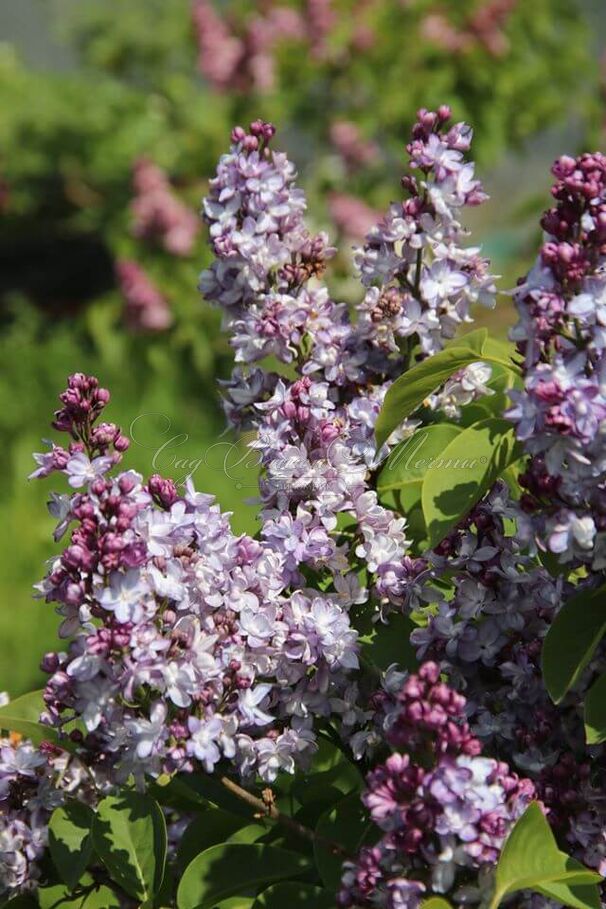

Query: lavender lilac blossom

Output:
[338, 663, 536, 909]
[507, 152, 606, 569]
[199, 112, 495, 612]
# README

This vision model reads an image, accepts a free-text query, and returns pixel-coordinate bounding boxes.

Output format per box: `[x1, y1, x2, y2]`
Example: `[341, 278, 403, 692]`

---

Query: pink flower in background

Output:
[191, 0, 244, 90]
[191, 0, 305, 93]
[422, 0, 517, 58]
[330, 120, 379, 170]
[328, 192, 381, 240]
[116, 260, 173, 332]
[306, 0, 337, 58]
[130, 159, 199, 257]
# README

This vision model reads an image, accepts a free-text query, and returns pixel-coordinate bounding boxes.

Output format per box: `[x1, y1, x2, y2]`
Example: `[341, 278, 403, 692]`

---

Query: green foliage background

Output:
[0, 0, 603, 694]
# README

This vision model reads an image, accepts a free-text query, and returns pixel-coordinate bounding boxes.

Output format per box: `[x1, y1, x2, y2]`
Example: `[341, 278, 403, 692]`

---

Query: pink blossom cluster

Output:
[338, 664, 536, 909]
[422, 0, 518, 58]
[191, 0, 307, 94]
[130, 158, 199, 258]
[116, 260, 173, 332]
[507, 152, 606, 567]
[31, 374, 360, 788]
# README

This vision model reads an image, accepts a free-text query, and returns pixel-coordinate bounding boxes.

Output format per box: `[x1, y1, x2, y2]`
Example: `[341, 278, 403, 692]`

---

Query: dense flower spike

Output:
[31, 375, 359, 788]
[507, 152, 606, 568]
[200, 113, 495, 611]
[355, 105, 496, 357]
[338, 665, 536, 908]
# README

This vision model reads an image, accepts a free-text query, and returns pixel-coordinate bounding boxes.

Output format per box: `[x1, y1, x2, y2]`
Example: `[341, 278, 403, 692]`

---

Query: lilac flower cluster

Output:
[355, 106, 496, 357]
[199, 112, 493, 611]
[338, 663, 536, 909]
[406, 483, 606, 881]
[130, 158, 199, 257]
[507, 152, 606, 568]
[31, 374, 360, 786]
[0, 714, 90, 896]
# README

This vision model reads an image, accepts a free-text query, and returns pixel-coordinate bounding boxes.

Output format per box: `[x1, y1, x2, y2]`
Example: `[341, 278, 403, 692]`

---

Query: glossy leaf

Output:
[176, 843, 309, 909]
[253, 882, 334, 908]
[584, 672, 606, 745]
[542, 585, 606, 704]
[422, 899, 453, 909]
[375, 329, 519, 447]
[491, 802, 601, 909]
[421, 418, 520, 548]
[92, 790, 167, 902]
[377, 424, 462, 493]
[48, 800, 95, 889]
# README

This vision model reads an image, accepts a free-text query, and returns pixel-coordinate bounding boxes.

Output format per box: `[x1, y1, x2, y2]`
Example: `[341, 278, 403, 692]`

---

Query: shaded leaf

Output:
[315, 793, 373, 891]
[253, 882, 334, 908]
[49, 800, 95, 890]
[377, 424, 462, 493]
[584, 672, 606, 745]
[177, 844, 310, 909]
[92, 790, 167, 902]
[542, 585, 606, 704]
[176, 810, 243, 874]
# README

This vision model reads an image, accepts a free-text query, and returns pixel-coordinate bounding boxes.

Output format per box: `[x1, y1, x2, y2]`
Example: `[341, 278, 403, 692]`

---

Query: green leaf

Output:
[491, 802, 601, 909]
[542, 585, 606, 704]
[315, 793, 373, 891]
[48, 800, 95, 890]
[377, 424, 463, 493]
[176, 844, 310, 909]
[358, 610, 417, 673]
[37, 880, 120, 909]
[176, 810, 244, 873]
[253, 882, 334, 908]
[421, 418, 520, 548]
[421, 899, 453, 909]
[0, 690, 66, 750]
[92, 790, 167, 902]
[584, 672, 606, 744]
[375, 329, 520, 447]
[536, 879, 602, 909]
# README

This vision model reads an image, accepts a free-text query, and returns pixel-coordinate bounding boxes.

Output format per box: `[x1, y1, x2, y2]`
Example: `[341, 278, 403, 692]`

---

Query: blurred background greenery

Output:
[1, 0, 604, 696]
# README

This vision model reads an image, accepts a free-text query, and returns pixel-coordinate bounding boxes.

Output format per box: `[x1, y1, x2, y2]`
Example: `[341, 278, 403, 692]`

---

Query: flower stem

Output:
[218, 774, 349, 857]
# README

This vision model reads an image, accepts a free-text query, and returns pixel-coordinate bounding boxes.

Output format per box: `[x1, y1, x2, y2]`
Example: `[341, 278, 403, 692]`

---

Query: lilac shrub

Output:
[1, 111, 605, 908]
